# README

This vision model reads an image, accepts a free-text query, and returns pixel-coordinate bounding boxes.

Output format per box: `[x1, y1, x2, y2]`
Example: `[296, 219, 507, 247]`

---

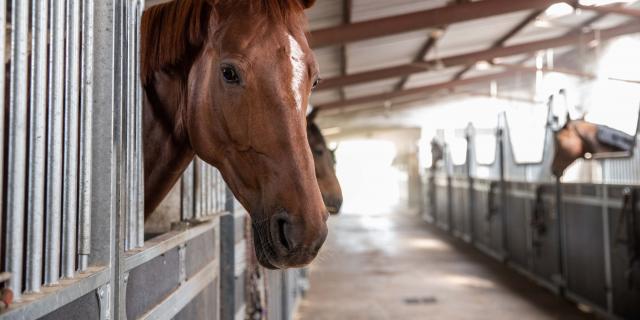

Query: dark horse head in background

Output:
[430, 138, 444, 169]
[141, 0, 327, 269]
[306, 109, 342, 214]
[551, 116, 636, 177]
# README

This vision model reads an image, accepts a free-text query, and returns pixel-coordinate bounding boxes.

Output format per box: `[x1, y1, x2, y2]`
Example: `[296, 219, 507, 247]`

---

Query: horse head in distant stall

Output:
[430, 138, 444, 169]
[306, 109, 342, 214]
[141, 0, 327, 269]
[551, 116, 636, 177]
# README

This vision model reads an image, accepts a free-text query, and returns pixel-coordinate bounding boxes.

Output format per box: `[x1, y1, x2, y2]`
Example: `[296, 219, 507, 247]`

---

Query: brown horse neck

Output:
[143, 72, 196, 217]
[572, 122, 618, 155]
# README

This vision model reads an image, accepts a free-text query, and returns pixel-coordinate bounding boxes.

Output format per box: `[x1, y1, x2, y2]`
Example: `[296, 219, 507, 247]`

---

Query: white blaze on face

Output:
[288, 34, 305, 111]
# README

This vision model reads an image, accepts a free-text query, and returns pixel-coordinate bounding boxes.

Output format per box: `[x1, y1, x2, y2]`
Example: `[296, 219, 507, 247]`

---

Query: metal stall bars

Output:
[2, 0, 96, 303]
[0, 0, 143, 318]
[119, 2, 227, 318]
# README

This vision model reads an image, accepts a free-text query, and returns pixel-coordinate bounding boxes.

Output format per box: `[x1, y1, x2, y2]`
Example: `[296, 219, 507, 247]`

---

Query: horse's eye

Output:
[221, 64, 240, 84]
[312, 77, 322, 90]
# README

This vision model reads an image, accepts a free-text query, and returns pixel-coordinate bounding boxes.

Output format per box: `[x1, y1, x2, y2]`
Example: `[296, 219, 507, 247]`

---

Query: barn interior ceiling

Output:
[307, 0, 640, 132]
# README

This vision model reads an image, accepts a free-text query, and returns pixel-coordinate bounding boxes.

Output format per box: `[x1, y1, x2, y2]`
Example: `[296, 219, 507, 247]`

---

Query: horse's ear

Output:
[560, 113, 571, 130]
[307, 108, 319, 122]
[299, 0, 316, 9]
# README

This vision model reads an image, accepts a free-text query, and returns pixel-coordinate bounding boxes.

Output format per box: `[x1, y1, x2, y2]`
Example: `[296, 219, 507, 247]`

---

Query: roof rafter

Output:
[310, 0, 569, 48]
[316, 20, 640, 111]
[317, 70, 521, 110]
[315, 22, 640, 91]
[394, 0, 470, 91]
[575, 3, 640, 18]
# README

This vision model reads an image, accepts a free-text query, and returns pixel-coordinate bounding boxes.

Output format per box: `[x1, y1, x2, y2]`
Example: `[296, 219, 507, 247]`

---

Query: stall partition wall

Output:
[426, 111, 640, 319]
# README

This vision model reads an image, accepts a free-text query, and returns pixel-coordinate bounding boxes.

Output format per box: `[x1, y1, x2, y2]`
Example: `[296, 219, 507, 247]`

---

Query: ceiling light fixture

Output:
[475, 61, 492, 71]
[545, 2, 575, 19]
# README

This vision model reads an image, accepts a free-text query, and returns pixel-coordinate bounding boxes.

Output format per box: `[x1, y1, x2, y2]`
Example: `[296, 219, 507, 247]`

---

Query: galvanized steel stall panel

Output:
[529, 184, 561, 288]
[504, 183, 530, 269]
[562, 188, 608, 309]
[607, 186, 640, 318]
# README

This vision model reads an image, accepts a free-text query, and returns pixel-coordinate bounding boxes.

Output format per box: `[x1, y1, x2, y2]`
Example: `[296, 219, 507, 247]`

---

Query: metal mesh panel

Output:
[601, 136, 640, 186]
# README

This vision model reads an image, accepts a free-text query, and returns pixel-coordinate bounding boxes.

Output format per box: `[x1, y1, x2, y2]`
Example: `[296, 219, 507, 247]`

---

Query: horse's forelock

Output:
[221, 0, 307, 30]
[140, 0, 212, 86]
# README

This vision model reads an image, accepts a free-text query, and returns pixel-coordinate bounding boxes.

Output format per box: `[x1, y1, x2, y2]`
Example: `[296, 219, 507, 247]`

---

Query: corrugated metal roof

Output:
[433, 10, 535, 58]
[307, 0, 640, 114]
[351, 0, 447, 22]
[347, 30, 431, 73]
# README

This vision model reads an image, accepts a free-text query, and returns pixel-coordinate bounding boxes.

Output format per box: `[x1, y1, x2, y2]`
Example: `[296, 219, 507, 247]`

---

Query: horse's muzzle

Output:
[251, 210, 327, 269]
[324, 196, 343, 215]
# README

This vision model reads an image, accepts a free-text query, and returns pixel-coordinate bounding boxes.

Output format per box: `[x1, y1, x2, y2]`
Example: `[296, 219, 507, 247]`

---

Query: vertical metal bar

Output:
[194, 158, 200, 218]
[62, 0, 82, 279]
[126, 0, 137, 250]
[45, 0, 66, 286]
[555, 177, 566, 294]
[5, 0, 30, 299]
[498, 128, 509, 260]
[215, 171, 219, 212]
[90, 0, 119, 317]
[181, 162, 195, 221]
[26, 0, 49, 293]
[200, 160, 206, 218]
[207, 165, 212, 215]
[135, 0, 144, 248]
[122, 0, 132, 251]
[0, 0, 6, 261]
[113, 0, 128, 316]
[215, 168, 219, 213]
[79, 0, 95, 272]
[601, 185, 613, 312]
[219, 171, 224, 212]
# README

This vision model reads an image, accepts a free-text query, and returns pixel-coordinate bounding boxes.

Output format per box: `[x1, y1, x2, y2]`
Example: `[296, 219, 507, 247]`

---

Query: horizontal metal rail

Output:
[124, 218, 220, 272]
[0, 267, 110, 320]
[140, 259, 219, 320]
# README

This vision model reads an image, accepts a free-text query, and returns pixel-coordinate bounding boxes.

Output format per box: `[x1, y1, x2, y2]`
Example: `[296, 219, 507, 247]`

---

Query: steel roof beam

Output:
[315, 22, 640, 91]
[316, 70, 520, 110]
[576, 3, 640, 18]
[310, 0, 568, 48]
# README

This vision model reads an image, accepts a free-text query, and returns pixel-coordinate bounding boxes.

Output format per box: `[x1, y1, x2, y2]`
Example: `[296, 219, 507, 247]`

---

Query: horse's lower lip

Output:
[252, 222, 283, 269]
[327, 206, 339, 214]
[256, 251, 279, 270]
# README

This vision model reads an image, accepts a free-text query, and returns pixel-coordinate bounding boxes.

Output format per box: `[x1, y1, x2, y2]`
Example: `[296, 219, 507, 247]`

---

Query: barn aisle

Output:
[295, 209, 593, 320]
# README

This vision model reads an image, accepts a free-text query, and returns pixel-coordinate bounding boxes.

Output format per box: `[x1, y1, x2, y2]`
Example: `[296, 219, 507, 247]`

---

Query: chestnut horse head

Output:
[551, 117, 635, 177]
[141, 0, 327, 269]
[306, 109, 342, 214]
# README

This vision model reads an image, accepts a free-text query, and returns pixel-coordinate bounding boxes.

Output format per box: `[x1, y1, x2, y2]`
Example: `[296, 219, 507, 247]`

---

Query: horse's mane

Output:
[141, 0, 211, 86]
[140, 0, 306, 86]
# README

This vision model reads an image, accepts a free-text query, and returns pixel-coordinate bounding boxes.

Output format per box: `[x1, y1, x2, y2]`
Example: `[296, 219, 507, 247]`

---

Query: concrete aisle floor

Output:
[295, 210, 595, 320]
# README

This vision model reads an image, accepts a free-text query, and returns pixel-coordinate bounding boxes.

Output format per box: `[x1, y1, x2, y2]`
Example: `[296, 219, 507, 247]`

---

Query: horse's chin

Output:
[255, 251, 279, 270]
[327, 207, 340, 215]
[251, 222, 283, 270]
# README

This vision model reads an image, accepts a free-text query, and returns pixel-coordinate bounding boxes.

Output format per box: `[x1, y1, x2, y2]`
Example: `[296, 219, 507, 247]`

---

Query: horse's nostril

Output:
[277, 217, 292, 251]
